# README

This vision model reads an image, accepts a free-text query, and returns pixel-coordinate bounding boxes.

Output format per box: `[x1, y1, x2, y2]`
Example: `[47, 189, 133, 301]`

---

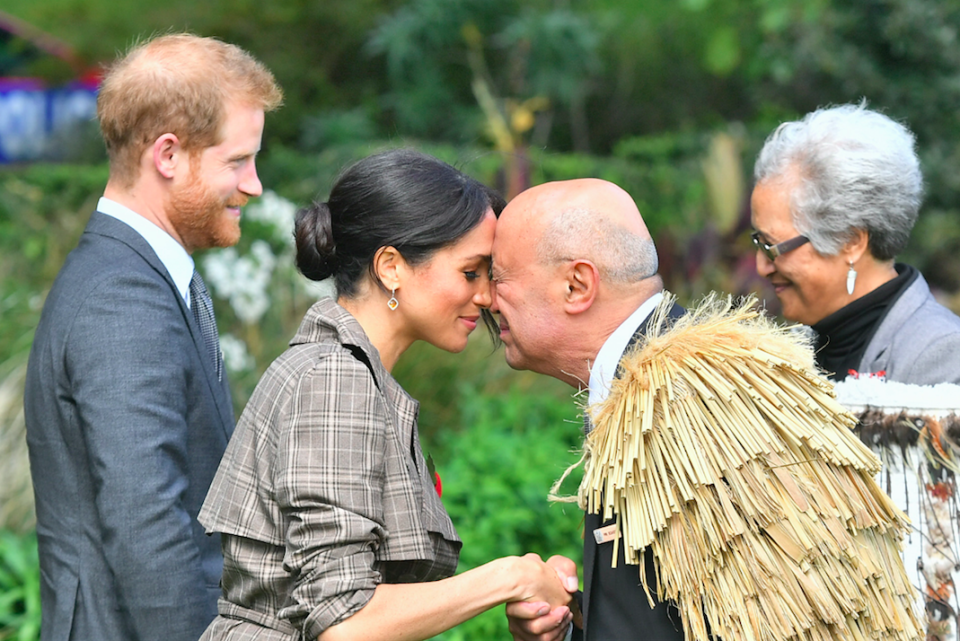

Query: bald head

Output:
[504, 178, 650, 233]
[500, 178, 658, 285]
[492, 179, 662, 386]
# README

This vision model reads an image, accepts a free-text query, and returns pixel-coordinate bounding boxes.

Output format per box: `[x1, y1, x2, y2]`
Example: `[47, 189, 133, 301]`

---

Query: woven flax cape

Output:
[578, 294, 923, 641]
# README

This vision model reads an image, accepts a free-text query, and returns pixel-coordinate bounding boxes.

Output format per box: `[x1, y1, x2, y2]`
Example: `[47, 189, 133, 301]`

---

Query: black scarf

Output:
[810, 264, 917, 381]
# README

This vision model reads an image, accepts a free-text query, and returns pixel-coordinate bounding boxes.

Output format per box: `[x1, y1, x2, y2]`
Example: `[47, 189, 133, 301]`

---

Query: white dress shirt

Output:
[97, 197, 195, 307]
[570, 293, 663, 639]
[588, 292, 663, 407]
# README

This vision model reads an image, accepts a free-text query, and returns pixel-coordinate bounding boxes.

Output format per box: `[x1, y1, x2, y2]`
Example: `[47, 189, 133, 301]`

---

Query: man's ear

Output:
[563, 259, 599, 314]
[152, 133, 182, 179]
[373, 246, 406, 291]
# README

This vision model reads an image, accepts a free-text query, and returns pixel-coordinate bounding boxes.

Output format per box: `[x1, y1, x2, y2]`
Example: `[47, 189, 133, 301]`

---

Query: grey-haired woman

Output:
[749, 103, 960, 384]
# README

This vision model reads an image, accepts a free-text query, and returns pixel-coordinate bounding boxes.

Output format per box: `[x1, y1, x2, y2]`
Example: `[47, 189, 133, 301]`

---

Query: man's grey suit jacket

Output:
[24, 211, 235, 641]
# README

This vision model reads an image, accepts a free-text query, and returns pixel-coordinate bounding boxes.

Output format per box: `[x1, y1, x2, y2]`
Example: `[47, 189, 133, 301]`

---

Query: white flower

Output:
[219, 334, 255, 373]
[202, 248, 240, 293]
[202, 240, 278, 324]
[244, 190, 297, 245]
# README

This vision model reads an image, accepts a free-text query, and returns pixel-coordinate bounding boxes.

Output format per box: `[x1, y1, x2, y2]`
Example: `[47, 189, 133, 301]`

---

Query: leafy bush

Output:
[0, 530, 40, 641]
[0, 164, 108, 360]
[426, 385, 585, 640]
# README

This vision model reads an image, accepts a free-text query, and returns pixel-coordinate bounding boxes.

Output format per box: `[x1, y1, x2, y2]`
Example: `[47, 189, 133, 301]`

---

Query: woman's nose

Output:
[475, 278, 493, 308]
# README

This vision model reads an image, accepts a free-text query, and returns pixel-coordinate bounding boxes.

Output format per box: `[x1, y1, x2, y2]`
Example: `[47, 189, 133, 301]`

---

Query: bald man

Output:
[493, 179, 686, 641]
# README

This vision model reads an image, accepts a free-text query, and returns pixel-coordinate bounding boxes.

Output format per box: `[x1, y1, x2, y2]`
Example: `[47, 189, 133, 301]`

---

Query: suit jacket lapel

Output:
[615, 301, 687, 378]
[582, 299, 686, 625]
[85, 211, 235, 437]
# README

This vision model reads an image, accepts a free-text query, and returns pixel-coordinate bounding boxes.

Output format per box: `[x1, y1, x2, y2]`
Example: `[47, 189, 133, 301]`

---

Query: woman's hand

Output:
[505, 555, 580, 641]
[318, 553, 581, 641]
[506, 553, 576, 606]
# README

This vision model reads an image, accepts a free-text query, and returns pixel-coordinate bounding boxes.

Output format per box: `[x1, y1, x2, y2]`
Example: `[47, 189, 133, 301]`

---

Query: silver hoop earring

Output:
[846, 261, 857, 296]
[387, 289, 399, 311]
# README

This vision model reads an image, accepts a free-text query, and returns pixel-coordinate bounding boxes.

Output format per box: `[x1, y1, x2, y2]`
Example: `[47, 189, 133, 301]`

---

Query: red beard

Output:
[167, 169, 246, 252]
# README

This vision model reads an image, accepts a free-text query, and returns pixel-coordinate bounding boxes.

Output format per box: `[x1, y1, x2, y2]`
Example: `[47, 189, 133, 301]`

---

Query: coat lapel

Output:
[85, 211, 235, 437]
[581, 298, 686, 628]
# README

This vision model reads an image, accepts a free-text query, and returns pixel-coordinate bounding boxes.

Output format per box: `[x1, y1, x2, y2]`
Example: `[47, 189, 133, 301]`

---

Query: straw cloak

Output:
[570, 294, 923, 641]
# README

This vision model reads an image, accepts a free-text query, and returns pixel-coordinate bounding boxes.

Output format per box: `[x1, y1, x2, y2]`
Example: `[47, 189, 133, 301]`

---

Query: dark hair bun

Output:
[313, 149, 498, 298]
[294, 201, 338, 281]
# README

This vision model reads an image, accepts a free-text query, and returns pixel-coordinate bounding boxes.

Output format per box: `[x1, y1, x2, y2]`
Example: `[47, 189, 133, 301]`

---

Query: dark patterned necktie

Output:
[189, 270, 222, 381]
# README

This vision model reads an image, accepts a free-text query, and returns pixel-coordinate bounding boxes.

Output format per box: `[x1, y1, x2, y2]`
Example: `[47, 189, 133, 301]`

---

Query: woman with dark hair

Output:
[750, 103, 960, 384]
[198, 149, 575, 641]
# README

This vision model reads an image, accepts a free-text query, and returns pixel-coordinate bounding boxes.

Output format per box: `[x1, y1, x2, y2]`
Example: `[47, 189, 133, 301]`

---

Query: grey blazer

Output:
[24, 211, 235, 641]
[859, 271, 960, 384]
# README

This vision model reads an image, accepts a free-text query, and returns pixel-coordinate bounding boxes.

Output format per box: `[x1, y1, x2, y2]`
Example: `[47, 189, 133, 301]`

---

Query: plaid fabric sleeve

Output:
[274, 350, 390, 637]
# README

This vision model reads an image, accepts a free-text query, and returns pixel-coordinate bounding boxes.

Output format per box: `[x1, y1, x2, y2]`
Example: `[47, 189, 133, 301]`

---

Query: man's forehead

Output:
[491, 232, 529, 274]
[490, 243, 518, 275]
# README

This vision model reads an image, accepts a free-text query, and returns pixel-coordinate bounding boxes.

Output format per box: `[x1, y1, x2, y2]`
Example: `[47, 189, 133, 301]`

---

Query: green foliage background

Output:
[3, 0, 960, 639]
[0, 531, 39, 641]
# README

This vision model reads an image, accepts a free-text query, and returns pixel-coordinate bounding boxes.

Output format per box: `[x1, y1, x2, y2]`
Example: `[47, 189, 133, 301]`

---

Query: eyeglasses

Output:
[750, 230, 809, 261]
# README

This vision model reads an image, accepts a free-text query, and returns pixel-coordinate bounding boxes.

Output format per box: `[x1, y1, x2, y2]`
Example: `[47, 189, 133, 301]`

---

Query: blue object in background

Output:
[0, 76, 98, 163]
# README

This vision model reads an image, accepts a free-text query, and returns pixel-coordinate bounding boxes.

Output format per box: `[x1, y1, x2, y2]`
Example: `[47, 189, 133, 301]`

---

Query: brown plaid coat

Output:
[199, 299, 461, 640]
